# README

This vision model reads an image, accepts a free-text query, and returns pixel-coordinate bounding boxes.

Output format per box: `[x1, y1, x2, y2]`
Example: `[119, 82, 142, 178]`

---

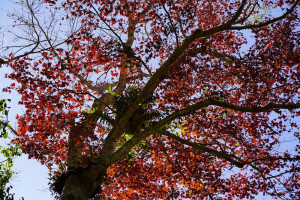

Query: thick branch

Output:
[208, 98, 300, 112]
[109, 98, 300, 167]
[158, 99, 300, 134]
[105, 97, 300, 162]
[159, 130, 245, 168]
[108, 129, 152, 165]
[96, 8, 142, 157]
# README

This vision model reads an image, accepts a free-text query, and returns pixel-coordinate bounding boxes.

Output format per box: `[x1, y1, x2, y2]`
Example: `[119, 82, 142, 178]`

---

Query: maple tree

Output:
[1, 0, 300, 199]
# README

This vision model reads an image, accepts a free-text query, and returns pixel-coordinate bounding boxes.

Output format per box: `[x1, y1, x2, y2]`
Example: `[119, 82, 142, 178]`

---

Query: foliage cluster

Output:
[0, 99, 22, 200]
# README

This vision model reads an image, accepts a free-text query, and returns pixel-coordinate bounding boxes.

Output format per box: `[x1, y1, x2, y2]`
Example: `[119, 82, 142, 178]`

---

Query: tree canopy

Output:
[1, 0, 299, 199]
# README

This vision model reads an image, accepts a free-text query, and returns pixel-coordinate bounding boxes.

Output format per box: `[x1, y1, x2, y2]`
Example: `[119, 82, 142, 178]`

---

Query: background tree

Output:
[1, 0, 299, 199]
[0, 99, 22, 200]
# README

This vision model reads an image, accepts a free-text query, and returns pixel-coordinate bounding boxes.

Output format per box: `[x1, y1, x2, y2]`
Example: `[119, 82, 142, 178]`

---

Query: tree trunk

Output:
[61, 174, 90, 200]
[61, 121, 99, 200]
[60, 167, 104, 200]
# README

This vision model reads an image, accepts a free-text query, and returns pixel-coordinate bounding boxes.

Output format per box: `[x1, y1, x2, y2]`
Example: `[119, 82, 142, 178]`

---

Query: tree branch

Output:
[8, 124, 18, 136]
[158, 130, 245, 168]
[234, 1, 258, 24]
[87, 0, 124, 44]
[231, 0, 299, 30]
[225, 0, 248, 26]
[109, 96, 300, 164]
[155, 98, 300, 131]
[169, 0, 186, 38]
[161, 0, 179, 46]
[207, 98, 300, 113]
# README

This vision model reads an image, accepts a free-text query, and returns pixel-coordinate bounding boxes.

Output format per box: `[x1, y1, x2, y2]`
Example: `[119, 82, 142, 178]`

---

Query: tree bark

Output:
[61, 174, 90, 200]
[60, 165, 106, 200]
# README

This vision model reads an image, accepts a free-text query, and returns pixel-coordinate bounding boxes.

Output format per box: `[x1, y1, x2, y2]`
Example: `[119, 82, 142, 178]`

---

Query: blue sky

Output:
[0, 0, 52, 199]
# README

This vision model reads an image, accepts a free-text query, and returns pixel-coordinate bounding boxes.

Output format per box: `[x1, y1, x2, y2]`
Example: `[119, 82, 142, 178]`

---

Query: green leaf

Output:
[3, 131, 8, 139]
[108, 85, 117, 97]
